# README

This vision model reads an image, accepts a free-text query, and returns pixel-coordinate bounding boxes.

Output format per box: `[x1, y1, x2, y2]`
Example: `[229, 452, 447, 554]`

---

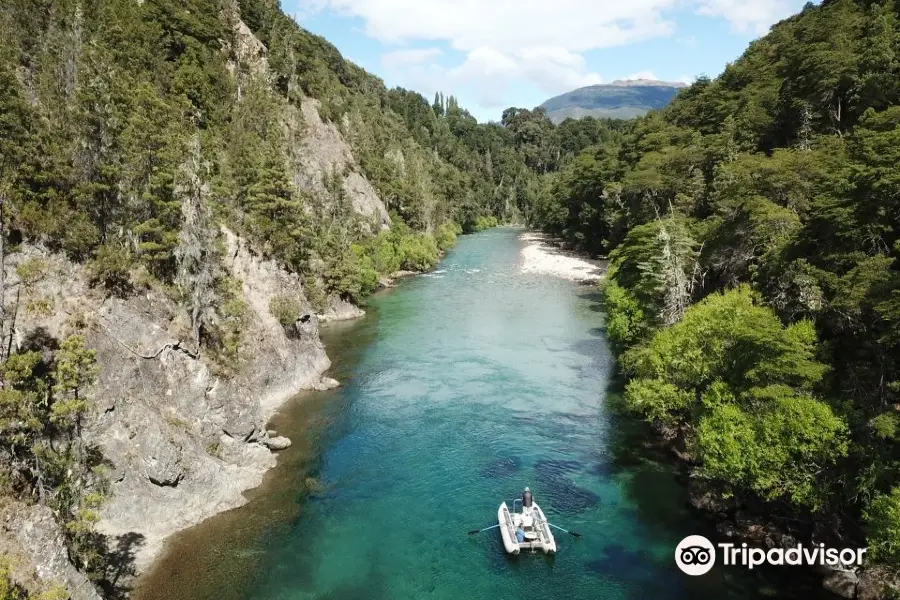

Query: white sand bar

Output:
[519, 232, 606, 282]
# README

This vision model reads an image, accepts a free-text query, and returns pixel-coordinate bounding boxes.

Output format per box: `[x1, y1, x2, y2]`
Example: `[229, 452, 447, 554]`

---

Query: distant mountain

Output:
[539, 79, 688, 123]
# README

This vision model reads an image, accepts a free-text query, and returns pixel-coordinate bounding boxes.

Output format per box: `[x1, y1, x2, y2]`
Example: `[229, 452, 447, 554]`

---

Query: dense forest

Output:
[529, 0, 900, 580]
[0, 0, 615, 596]
[4, 0, 900, 595]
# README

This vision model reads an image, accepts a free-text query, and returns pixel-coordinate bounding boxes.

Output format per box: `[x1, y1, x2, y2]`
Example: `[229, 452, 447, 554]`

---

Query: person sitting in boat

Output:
[515, 527, 527, 544]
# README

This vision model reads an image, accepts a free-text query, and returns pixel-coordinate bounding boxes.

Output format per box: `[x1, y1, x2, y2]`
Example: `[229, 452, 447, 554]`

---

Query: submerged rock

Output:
[314, 377, 340, 391]
[532, 459, 599, 514]
[479, 456, 521, 479]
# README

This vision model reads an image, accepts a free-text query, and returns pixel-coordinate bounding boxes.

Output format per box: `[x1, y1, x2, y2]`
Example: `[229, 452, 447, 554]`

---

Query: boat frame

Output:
[498, 498, 557, 555]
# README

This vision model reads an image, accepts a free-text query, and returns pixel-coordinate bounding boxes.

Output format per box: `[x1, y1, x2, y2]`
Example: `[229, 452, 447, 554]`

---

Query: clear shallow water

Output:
[136, 228, 826, 600]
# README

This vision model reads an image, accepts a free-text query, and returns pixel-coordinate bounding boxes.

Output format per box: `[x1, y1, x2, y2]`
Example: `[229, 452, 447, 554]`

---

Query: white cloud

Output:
[676, 35, 699, 47]
[695, 0, 796, 35]
[385, 46, 604, 109]
[518, 47, 603, 94]
[299, 0, 794, 50]
[298, 0, 800, 112]
[381, 47, 443, 68]
[678, 74, 696, 84]
[301, 0, 678, 53]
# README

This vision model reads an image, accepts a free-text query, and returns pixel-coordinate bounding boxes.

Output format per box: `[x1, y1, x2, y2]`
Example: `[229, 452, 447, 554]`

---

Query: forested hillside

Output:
[531, 0, 900, 581]
[0, 0, 623, 596]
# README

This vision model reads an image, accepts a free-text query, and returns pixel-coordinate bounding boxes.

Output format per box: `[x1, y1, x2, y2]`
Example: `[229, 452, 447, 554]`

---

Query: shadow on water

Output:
[479, 456, 522, 479]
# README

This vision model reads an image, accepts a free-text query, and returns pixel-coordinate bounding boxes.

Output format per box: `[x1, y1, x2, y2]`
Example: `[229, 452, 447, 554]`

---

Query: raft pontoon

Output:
[498, 495, 557, 555]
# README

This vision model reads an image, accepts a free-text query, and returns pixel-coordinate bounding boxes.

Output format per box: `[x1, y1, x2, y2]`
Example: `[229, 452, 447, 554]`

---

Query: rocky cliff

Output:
[295, 98, 391, 230]
[229, 12, 390, 231]
[2, 227, 335, 571]
[0, 223, 360, 595]
[0, 10, 397, 595]
[0, 502, 102, 600]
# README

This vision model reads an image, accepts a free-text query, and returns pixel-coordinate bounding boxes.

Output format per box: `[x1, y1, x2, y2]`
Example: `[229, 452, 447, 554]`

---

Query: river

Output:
[135, 227, 828, 600]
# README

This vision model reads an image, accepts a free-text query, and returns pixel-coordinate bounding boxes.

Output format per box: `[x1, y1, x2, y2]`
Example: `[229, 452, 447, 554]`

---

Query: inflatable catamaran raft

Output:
[498, 487, 557, 554]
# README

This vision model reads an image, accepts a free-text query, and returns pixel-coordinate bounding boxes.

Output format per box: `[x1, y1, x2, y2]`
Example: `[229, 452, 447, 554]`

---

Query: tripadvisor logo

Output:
[675, 535, 868, 576]
[675, 535, 716, 575]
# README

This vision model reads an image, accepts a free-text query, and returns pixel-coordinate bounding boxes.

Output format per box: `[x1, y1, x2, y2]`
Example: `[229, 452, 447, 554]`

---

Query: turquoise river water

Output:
[136, 228, 829, 600]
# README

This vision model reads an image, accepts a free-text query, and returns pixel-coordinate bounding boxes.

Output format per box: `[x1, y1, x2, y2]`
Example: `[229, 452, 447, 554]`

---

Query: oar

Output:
[548, 523, 583, 538]
[468, 524, 501, 535]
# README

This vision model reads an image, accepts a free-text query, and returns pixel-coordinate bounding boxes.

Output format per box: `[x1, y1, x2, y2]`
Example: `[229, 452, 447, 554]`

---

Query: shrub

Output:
[472, 215, 499, 232]
[435, 221, 462, 251]
[867, 487, 900, 562]
[396, 233, 439, 272]
[324, 244, 379, 304]
[86, 245, 132, 296]
[624, 378, 693, 425]
[366, 232, 402, 274]
[269, 294, 303, 327]
[303, 275, 328, 313]
[15, 258, 47, 286]
[602, 279, 647, 353]
[696, 393, 847, 509]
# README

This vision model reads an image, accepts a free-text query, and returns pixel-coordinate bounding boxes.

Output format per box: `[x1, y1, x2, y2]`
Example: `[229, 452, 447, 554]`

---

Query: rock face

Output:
[1, 229, 339, 580]
[0, 502, 102, 600]
[318, 297, 366, 323]
[229, 16, 268, 79]
[227, 15, 389, 230]
[294, 98, 391, 230]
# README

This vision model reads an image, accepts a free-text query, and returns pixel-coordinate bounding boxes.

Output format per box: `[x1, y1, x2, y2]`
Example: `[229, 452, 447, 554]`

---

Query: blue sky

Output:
[284, 0, 811, 123]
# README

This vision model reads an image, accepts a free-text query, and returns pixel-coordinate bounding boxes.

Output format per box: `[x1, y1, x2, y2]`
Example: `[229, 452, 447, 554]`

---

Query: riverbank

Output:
[519, 231, 606, 282]
[131, 305, 381, 600]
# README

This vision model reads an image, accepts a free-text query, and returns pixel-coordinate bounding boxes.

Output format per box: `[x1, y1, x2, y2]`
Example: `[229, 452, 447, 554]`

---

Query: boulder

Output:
[857, 571, 880, 600]
[263, 436, 292, 450]
[314, 377, 340, 391]
[318, 297, 365, 322]
[295, 313, 319, 338]
[137, 422, 184, 487]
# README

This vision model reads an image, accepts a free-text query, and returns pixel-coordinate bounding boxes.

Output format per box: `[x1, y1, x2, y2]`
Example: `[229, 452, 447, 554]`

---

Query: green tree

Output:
[174, 134, 219, 347]
[124, 83, 186, 280]
[867, 487, 900, 562]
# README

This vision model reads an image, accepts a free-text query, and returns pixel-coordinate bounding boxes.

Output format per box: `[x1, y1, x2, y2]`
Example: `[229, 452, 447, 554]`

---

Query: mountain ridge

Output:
[540, 79, 687, 123]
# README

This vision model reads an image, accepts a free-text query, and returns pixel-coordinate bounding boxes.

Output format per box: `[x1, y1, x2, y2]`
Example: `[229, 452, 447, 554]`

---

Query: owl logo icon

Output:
[675, 535, 716, 576]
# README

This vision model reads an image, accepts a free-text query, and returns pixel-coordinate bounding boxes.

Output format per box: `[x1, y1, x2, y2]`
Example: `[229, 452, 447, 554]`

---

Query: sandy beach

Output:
[519, 231, 605, 282]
